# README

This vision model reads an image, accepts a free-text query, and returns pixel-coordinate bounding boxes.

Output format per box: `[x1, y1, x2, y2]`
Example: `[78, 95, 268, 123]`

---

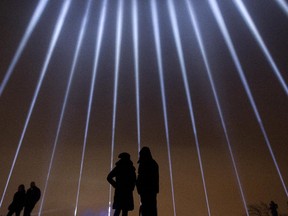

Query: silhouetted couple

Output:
[107, 147, 159, 216]
[7, 182, 41, 216]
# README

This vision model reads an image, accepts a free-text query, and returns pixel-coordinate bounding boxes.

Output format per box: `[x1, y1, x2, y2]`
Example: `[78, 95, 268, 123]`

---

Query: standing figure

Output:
[136, 147, 159, 216]
[107, 152, 136, 216]
[23, 182, 41, 216]
[7, 184, 26, 216]
[269, 201, 278, 216]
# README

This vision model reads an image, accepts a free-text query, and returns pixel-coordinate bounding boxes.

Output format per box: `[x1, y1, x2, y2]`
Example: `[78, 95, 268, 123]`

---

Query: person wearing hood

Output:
[107, 152, 136, 216]
[136, 147, 159, 216]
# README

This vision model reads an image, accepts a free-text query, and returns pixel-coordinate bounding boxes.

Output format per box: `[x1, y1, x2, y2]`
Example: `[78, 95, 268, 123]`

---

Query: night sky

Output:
[0, 0, 288, 216]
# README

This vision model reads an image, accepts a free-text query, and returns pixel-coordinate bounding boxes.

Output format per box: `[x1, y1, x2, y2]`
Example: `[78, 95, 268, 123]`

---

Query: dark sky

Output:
[0, 0, 288, 216]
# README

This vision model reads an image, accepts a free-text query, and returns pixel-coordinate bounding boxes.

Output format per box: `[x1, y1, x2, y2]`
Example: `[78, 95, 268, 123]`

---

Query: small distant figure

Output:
[107, 152, 136, 216]
[269, 201, 278, 216]
[136, 147, 159, 216]
[6, 184, 26, 216]
[23, 182, 41, 216]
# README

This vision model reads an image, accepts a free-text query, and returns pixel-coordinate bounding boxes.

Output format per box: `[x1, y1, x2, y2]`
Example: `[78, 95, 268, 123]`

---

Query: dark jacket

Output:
[25, 186, 41, 208]
[136, 158, 159, 195]
[8, 190, 26, 211]
[107, 158, 136, 211]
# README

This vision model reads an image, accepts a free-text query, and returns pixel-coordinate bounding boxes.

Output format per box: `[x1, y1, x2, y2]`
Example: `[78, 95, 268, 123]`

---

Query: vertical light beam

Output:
[233, 0, 288, 96]
[109, 0, 124, 215]
[151, 0, 177, 215]
[0, 0, 49, 96]
[0, 0, 71, 209]
[167, 0, 212, 215]
[185, 0, 249, 215]
[209, 0, 288, 197]
[132, 0, 141, 152]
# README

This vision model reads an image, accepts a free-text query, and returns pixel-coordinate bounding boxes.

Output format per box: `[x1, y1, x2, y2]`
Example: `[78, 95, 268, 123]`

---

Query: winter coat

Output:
[107, 159, 136, 211]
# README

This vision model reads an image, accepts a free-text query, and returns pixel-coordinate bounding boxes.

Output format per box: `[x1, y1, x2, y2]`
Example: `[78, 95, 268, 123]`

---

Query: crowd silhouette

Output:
[108, 146, 159, 216]
[6, 182, 41, 216]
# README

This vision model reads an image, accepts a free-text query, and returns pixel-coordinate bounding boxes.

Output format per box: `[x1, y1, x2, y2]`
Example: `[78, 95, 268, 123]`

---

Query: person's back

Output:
[136, 147, 159, 216]
[7, 184, 26, 216]
[24, 182, 41, 216]
[107, 152, 136, 216]
[137, 157, 159, 195]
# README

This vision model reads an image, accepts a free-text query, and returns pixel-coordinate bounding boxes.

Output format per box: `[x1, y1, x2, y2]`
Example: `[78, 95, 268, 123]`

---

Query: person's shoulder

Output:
[152, 159, 158, 166]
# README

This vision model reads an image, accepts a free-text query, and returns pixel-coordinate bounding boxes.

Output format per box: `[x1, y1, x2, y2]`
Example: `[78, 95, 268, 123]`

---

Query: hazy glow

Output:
[167, 0, 211, 215]
[234, 0, 288, 96]
[0, 0, 49, 96]
[185, 0, 249, 214]
[209, 0, 288, 197]
[109, 0, 124, 215]
[151, 0, 176, 215]
[132, 0, 141, 152]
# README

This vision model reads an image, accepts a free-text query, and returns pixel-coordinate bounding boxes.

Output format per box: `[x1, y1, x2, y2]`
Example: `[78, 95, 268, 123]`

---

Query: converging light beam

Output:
[209, 0, 288, 197]
[72, 1, 93, 215]
[109, 0, 124, 215]
[0, 0, 72, 210]
[185, 0, 249, 215]
[234, 0, 288, 96]
[78, 0, 108, 214]
[132, 0, 141, 152]
[275, 0, 288, 16]
[0, 0, 49, 96]
[151, 0, 177, 215]
[167, 0, 211, 215]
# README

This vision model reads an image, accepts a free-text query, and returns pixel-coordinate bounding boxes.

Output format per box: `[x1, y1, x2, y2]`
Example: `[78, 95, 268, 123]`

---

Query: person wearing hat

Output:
[107, 152, 136, 216]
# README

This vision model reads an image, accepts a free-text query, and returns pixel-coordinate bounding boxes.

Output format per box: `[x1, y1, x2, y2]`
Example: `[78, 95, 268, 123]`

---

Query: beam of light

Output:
[41, 0, 93, 214]
[132, 0, 141, 152]
[108, 1, 124, 215]
[208, 0, 288, 197]
[0, 0, 49, 96]
[70, 1, 93, 216]
[74, 0, 108, 215]
[167, 0, 211, 215]
[233, 0, 288, 96]
[0, 0, 71, 209]
[275, 0, 288, 16]
[185, 0, 249, 215]
[150, 1, 177, 215]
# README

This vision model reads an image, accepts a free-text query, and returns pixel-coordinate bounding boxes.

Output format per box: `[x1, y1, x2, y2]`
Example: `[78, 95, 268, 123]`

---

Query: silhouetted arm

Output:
[107, 168, 117, 188]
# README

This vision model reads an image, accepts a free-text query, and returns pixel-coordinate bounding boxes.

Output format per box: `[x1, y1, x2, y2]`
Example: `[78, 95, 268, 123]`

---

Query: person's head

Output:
[30, 181, 36, 188]
[138, 146, 152, 162]
[18, 184, 25, 191]
[118, 152, 130, 160]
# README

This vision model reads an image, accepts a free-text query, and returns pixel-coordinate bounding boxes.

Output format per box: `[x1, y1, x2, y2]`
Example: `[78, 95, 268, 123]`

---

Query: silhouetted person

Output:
[269, 201, 278, 216]
[23, 182, 41, 216]
[136, 147, 159, 216]
[7, 184, 26, 216]
[107, 152, 136, 216]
